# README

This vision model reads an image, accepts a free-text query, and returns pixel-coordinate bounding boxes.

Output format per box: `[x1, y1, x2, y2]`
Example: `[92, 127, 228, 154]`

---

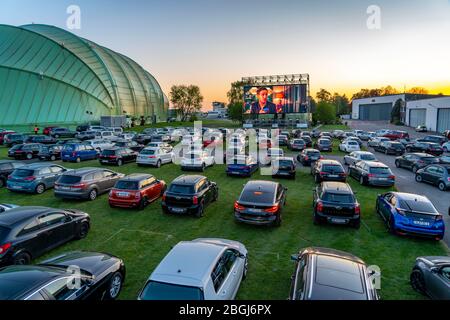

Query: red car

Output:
[0, 131, 15, 145]
[109, 173, 166, 209]
[43, 126, 58, 135]
[383, 130, 410, 141]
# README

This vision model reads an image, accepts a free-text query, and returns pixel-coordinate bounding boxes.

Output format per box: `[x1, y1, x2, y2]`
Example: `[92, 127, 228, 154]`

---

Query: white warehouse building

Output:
[405, 96, 450, 133]
[352, 94, 406, 121]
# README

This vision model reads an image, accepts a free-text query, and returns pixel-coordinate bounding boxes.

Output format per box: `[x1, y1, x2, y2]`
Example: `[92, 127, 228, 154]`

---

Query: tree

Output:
[380, 85, 399, 95]
[407, 87, 429, 95]
[169, 85, 204, 122]
[332, 93, 350, 116]
[316, 89, 332, 103]
[315, 101, 336, 124]
[227, 81, 244, 106]
[391, 99, 402, 124]
[228, 102, 243, 123]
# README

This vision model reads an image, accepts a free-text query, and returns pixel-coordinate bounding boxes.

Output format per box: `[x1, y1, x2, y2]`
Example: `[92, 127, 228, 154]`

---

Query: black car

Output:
[416, 164, 450, 191]
[55, 168, 125, 201]
[298, 149, 322, 166]
[38, 144, 63, 161]
[272, 157, 296, 179]
[99, 148, 138, 166]
[373, 141, 405, 155]
[313, 182, 360, 228]
[420, 135, 447, 145]
[4, 134, 27, 147]
[75, 131, 97, 141]
[161, 175, 218, 218]
[348, 161, 395, 187]
[234, 180, 287, 227]
[289, 247, 379, 300]
[76, 124, 90, 132]
[406, 142, 444, 156]
[50, 128, 77, 139]
[134, 134, 153, 145]
[410, 256, 450, 300]
[24, 135, 56, 145]
[114, 140, 145, 152]
[0, 161, 25, 188]
[395, 153, 440, 173]
[0, 207, 90, 266]
[311, 160, 347, 183]
[12, 143, 44, 160]
[277, 135, 289, 146]
[313, 138, 332, 152]
[7, 144, 22, 158]
[0, 251, 125, 300]
[288, 139, 306, 151]
[300, 135, 313, 148]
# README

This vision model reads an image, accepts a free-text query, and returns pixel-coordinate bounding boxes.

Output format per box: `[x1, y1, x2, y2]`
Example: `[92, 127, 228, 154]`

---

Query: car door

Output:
[427, 266, 450, 300]
[36, 212, 74, 250]
[49, 166, 65, 187]
[223, 249, 244, 299]
[200, 179, 212, 205]
[403, 155, 414, 168]
[432, 167, 445, 185]
[145, 177, 161, 201]
[85, 145, 96, 159]
[379, 193, 394, 221]
[102, 170, 119, 191]
[290, 254, 308, 300]
[211, 251, 234, 300]
[422, 166, 437, 184]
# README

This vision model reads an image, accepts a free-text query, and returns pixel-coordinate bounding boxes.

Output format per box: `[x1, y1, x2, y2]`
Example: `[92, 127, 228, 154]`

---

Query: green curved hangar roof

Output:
[0, 24, 168, 126]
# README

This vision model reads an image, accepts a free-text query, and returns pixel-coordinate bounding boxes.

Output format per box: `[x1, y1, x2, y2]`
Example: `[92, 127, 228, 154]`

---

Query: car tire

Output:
[415, 174, 423, 183]
[313, 213, 322, 225]
[76, 221, 90, 240]
[360, 176, 365, 186]
[26, 153, 33, 160]
[88, 189, 98, 201]
[35, 183, 45, 194]
[13, 252, 31, 265]
[388, 217, 396, 235]
[395, 160, 400, 168]
[0, 178, 4, 188]
[438, 182, 447, 191]
[104, 272, 124, 300]
[273, 214, 282, 227]
[117, 159, 123, 166]
[352, 219, 361, 229]
[50, 155, 56, 161]
[156, 160, 161, 168]
[195, 203, 205, 218]
[410, 269, 426, 295]
[138, 197, 148, 210]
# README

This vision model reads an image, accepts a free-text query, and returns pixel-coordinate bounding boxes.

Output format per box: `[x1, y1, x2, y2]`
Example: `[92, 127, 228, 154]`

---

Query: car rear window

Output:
[169, 184, 195, 194]
[360, 154, 376, 161]
[322, 192, 354, 203]
[399, 200, 437, 214]
[63, 144, 76, 151]
[422, 157, 439, 163]
[390, 143, 404, 149]
[307, 151, 320, 157]
[139, 281, 203, 300]
[315, 256, 364, 294]
[319, 140, 331, 145]
[58, 175, 82, 184]
[369, 167, 391, 174]
[102, 150, 117, 156]
[322, 165, 344, 173]
[141, 149, 155, 155]
[278, 160, 294, 167]
[115, 180, 139, 190]
[13, 169, 35, 177]
[240, 188, 275, 204]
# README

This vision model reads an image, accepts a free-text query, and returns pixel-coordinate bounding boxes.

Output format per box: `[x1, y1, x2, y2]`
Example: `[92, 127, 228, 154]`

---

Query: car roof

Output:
[321, 182, 352, 193]
[364, 161, 388, 167]
[149, 240, 227, 287]
[244, 180, 278, 192]
[409, 153, 434, 157]
[19, 163, 55, 170]
[0, 207, 54, 227]
[172, 175, 206, 185]
[319, 160, 341, 165]
[119, 173, 154, 182]
[391, 192, 431, 202]
[274, 157, 295, 161]
[63, 167, 102, 176]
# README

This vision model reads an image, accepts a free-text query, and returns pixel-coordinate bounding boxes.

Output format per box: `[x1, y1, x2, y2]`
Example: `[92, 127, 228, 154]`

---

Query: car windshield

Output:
[360, 154, 376, 161]
[115, 180, 139, 190]
[13, 169, 35, 177]
[322, 192, 354, 203]
[390, 143, 404, 149]
[322, 165, 344, 173]
[141, 149, 156, 155]
[319, 140, 331, 145]
[398, 200, 437, 214]
[58, 175, 82, 184]
[369, 167, 391, 174]
[240, 187, 275, 204]
[140, 281, 204, 300]
[169, 184, 195, 194]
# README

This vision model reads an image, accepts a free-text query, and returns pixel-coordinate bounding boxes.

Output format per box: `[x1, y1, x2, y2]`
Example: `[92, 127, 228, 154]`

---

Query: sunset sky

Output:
[2, 0, 450, 110]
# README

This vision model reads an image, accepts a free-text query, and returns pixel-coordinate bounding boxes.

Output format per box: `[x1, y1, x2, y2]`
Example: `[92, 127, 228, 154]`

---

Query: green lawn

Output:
[0, 144, 447, 300]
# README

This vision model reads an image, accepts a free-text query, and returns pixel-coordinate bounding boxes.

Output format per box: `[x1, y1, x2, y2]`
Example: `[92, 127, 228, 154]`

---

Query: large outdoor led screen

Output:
[243, 84, 308, 114]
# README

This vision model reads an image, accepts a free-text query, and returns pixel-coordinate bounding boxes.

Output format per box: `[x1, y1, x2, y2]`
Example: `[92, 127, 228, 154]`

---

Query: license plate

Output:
[232, 172, 240, 175]
[101, 160, 108, 163]
[248, 208, 262, 213]
[331, 218, 348, 224]
[379, 178, 388, 180]
[117, 192, 129, 197]
[171, 208, 186, 213]
[60, 187, 70, 191]
[64, 155, 70, 158]
[413, 220, 430, 226]
[329, 175, 338, 178]
[13, 185, 22, 189]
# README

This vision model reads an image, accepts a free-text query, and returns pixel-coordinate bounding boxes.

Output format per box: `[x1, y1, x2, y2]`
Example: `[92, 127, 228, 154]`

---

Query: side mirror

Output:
[430, 267, 439, 274]
[290, 254, 299, 261]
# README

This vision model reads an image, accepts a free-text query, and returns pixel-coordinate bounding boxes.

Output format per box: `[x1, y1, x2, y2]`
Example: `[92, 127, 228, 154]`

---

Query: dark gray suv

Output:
[54, 168, 125, 201]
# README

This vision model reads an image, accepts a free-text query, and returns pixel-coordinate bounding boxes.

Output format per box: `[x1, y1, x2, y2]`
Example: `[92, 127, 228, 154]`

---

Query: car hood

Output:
[419, 256, 450, 266]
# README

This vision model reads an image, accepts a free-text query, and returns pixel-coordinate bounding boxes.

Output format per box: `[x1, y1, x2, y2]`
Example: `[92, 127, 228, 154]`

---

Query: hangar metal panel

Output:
[359, 103, 392, 121]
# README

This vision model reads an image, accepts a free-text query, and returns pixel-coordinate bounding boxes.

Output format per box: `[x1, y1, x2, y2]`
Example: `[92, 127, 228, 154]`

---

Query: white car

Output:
[368, 137, 390, 148]
[344, 151, 378, 166]
[85, 139, 115, 151]
[339, 140, 361, 153]
[105, 127, 123, 136]
[442, 141, 450, 152]
[137, 238, 248, 300]
[146, 142, 173, 153]
[137, 147, 173, 167]
[88, 125, 106, 132]
[264, 148, 284, 164]
[118, 133, 136, 141]
[95, 131, 119, 142]
[181, 150, 215, 171]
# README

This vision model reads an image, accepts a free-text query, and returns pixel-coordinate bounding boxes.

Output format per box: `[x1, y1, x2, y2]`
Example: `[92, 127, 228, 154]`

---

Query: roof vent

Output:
[177, 269, 181, 273]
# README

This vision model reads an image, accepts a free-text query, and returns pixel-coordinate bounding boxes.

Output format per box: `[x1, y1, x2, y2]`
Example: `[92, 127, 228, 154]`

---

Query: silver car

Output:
[344, 151, 378, 166]
[137, 147, 173, 167]
[138, 238, 248, 300]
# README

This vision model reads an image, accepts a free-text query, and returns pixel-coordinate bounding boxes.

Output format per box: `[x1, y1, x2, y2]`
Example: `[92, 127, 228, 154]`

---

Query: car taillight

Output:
[389, 175, 396, 180]
[317, 201, 323, 212]
[355, 204, 361, 215]
[367, 174, 375, 178]
[320, 172, 327, 176]
[0, 243, 11, 255]
[148, 156, 156, 159]
[304, 156, 309, 161]
[264, 205, 279, 214]
[234, 201, 244, 211]
[72, 183, 87, 189]
[193, 196, 199, 205]
[24, 176, 36, 181]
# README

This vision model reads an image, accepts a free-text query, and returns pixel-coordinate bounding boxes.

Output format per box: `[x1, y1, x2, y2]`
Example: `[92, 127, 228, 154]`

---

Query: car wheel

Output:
[35, 183, 45, 194]
[360, 176, 365, 186]
[0, 178, 4, 188]
[395, 160, 400, 168]
[88, 189, 98, 201]
[410, 269, 426, 295]
[138, 197, 148, 210]
[313, 213, 322, 225]
[156, 160, 161, 168]
[76, 222, 90, 239]
[415, 174, 423, 183]
[412, 166, 419, 173]
[76, 157, 81, 163]
[26, 153, 33, 160]
[438, 182, 447, 191]
[13, 252, 31, 265]
[195, 203, 205, 218]
[201, 163, 206, 172]
[117, 159, 123, 166]
[104, 272, 123, 300]
[352, 219, 361, 229]
[388, 217, 397, 235]
[50, 155, 56, 161]
[273, 213, 282, 227]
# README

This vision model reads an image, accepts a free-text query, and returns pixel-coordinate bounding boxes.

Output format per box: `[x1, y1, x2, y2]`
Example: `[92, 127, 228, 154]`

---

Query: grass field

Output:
[0, 138, 448, 300]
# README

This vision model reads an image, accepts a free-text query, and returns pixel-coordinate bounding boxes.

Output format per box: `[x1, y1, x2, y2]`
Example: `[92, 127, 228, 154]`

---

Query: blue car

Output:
[376, 192, 445, 241]
[226, 155, 259, 177]
[61, 143, 98, 163]
[7, 163, 69, 194]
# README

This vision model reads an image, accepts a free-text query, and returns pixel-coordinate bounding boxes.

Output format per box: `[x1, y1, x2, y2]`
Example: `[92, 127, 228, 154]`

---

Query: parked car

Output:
[395, 153, 440, 173]
[349, 161, 395, 187]
[263, 148, 284, 165]
[99, 148, 137, 166]
[368, 137, 390, 148]
[415, 125, 428, 133]
[94, 131, 119, 142]
[410, 256, 450, 299]
[383, 130, 410, 141]
[4, 134, 27, 147]
[376, 192, 445, 240]
[226, 155, 259, 177]
[161, 175, 218, 217]
[0, 161, 25, 188]
[344, 151, 378, 166]
[181, 150, 215, 171]
[288, 139, 306, 151]
[314, 139, 332, 152]
[75, 131, 97, 141]
[289, 247, 379, 300]
[0, 204, 19, 213]
[7, 144, 23, 158]
[0, 206, 90, 266]
[61, 143, 99, 163]
[50, 128, 77, 139]
[0, 131, 15, 145]
[234, 180, 287, 227]
[298, 149, 322, 166]
[373, 141, 406, 155]
[339, 140, 360, 153]
[138, 238, 247, 300]
[416, 164, 450, 191]
[24, 135, 56, 145]
[55, 168, 124, 201]
[311, 160, 347, 183]
[332, 130, 345, 139]
[7, 163, 69, 194]
[114, 140, 144, 152]
[12, 143, 43, 160]
[300, 135, 312, 148]
[146, 142, 173, 153]
[421, 135, 447, 145]
[271, 157, 296, 179]
[277, 135, 289, 146]
[438, 155, 450, 164]
[109, 174, 166, 209]
[344, 136, 363, 147]
[0, 251, 125, 300]
[84, 139, 115, 152]
[137, 147, 173, 168]
[358, 131, 372, 141]
[38, 144, 63, 161]
[75, 124, 90, 132]
[407, 142, 444, 156]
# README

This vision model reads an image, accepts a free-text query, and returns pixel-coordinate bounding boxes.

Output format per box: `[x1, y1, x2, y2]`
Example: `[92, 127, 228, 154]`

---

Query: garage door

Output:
[437, 108, 450, 133]
[409, 109, 427, 127]
[359, 103, 392, 121]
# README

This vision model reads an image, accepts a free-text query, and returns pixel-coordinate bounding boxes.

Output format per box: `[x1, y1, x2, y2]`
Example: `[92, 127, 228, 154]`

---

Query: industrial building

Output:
[0, 24, 168, 126]
[405, 96, 450, 133]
